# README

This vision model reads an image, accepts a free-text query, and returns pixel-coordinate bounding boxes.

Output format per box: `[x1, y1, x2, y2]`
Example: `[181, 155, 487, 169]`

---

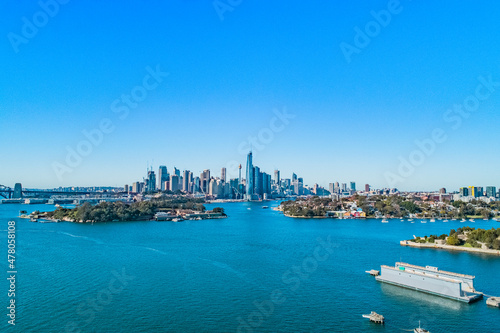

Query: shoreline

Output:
[400, 240, 500, 256]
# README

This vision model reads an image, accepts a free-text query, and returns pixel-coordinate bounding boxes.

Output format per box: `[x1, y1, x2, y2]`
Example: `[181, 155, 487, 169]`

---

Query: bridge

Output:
[0, 184, 125, 199]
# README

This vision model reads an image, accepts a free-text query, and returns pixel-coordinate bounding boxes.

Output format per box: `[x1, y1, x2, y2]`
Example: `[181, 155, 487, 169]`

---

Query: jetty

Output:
[365, 269, 380, 276]
[362, 311, 384, 324]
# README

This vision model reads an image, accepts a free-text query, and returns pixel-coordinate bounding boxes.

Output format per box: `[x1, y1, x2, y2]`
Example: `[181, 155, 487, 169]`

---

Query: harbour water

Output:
[1, 202, 499, 332]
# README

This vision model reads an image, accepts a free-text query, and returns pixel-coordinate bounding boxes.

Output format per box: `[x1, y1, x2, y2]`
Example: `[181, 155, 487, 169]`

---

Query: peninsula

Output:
[31, 197, 226, 223]
[401, 227, 500, 255]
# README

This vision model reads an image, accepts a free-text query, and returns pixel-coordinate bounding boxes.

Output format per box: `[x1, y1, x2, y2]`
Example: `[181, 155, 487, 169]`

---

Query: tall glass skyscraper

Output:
[246, 151, 254, 199]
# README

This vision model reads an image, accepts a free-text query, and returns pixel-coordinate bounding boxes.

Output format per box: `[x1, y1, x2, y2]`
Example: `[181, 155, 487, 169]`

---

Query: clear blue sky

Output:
[1, 0, 499, 191]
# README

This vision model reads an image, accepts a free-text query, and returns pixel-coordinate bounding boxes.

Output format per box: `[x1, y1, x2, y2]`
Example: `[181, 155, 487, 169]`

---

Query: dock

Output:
[362, 311, 384, 324]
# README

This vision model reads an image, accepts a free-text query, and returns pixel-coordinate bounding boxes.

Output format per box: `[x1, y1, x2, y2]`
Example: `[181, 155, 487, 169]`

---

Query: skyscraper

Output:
[221, 167, 226, 183]
[147, 170, 156, 193]
[486, 186, 496, 198]
[459, 187, 469, 196]
[158, 166, 168, 190]
[254, 166, 262, 196]
[350, 182, 356, 192]
[365, 184, 370, 192]
[274, 170, 280, 185]
[170, 175, 180, 192]
[183, 170, 190, 192]
[246, 151, 254, 199]
[200, 169, 210, 194]
[238, 164, 242, 185]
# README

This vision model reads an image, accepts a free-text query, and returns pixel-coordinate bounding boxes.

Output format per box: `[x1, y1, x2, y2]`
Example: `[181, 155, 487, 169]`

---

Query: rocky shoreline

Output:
[400, 240, 500, 256]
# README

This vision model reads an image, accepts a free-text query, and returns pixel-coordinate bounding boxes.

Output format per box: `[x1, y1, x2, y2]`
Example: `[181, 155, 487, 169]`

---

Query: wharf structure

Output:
[375, 262, 483, 303]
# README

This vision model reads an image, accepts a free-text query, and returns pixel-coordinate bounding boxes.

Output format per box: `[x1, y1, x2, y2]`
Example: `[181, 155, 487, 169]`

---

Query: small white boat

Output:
[382, 219, 389, 223]
[421, 220, 427, 224]
[451, 218, 457, 221]
[414, 321, 430, 333]
[469, 219, 475, 223]
[408, 219, 414, 222]
[443, 219, 449, 222]
[461, 219, 466, 222]
[430, 219, 436, 223]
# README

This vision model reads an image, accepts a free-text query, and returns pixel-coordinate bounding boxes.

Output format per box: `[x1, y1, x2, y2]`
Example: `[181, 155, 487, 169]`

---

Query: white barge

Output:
[375, 262, 483, 303]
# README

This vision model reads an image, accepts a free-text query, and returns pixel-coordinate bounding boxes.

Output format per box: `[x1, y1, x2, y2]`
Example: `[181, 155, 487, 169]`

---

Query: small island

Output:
[29, 197, 227, 223]
[401, 227, 500, 255]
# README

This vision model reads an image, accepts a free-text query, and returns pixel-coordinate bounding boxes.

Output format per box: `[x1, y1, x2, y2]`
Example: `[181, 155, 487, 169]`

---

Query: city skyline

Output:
[2, 1, 500, 190]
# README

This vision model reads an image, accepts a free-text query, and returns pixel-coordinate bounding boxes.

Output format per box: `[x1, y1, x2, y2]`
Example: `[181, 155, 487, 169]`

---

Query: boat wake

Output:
[57, 231, 105, 245]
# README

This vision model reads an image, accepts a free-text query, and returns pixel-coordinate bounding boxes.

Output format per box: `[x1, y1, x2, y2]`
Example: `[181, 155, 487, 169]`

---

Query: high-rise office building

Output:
[459, 187, 469, 196]
[221, 167, 226, 183]
[350, 182, 356, 192]
[170, 175, 180, 192]
[439, 188, 446, 194]
[365, 184, 370, 192]
[158, 166, 168, 190]
[174, 167, 180, 177]
[335, 182, 340, 193]
[341, 183, 347, 192]
[329, 183, 334, 194]
[486, 186, 496, 198]
[292, 173, 297, 182]
[476, 187, 484, 197]
[238, 164, 242, 185]
[132, 182, 140, 193]
[193, 177, 200, 193]
[183, 170, 190, 192]
[468, 186, 479, 198]
[246, 152, 254, 199]
[263, 173, 271, 194]
[200, 169, 210, 194]
[147, 170, 156, 193]
[254, 166, 262, 196]
[274, 170, 280, 185]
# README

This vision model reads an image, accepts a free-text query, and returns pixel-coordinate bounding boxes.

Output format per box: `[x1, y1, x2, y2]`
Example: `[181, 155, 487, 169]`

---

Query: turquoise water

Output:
[1, 202, 499, 332]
